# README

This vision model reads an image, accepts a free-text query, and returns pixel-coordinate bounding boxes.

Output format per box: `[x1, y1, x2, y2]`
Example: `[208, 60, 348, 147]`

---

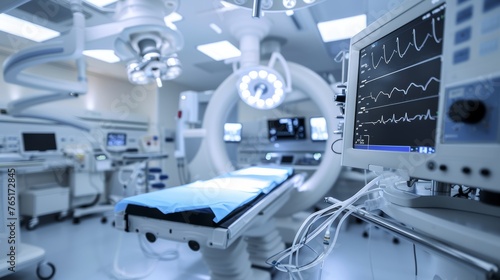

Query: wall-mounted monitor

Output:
[21, 132, 58, 156]
[310, 117, 328, 142]
[106, 132, 127, 152]
[224, 123, 242, 142]
[268, 117, 306, 142]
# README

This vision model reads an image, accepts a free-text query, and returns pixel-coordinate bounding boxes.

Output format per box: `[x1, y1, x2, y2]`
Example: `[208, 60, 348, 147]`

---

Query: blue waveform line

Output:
[361, 76, 440, 102]
[362, 109, 437, 125]
[371, 17, 442, 69]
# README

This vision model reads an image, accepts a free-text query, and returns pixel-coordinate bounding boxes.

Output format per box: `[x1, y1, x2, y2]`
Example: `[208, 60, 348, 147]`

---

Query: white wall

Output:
[156, 81, 193, 187]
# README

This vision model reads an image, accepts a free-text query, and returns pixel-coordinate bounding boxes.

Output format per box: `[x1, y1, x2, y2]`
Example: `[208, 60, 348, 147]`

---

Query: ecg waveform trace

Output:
[371, 17, 442, 69]
[353, 4, 444, 149]
[361, 76, 440, 103]
[362, 109, 437, 126]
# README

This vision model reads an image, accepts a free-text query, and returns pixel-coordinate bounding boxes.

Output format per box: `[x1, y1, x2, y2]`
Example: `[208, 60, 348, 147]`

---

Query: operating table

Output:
[114, 166, 303, 280]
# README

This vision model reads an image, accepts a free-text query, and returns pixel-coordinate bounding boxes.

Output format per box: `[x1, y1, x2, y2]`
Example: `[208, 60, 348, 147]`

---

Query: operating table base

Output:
[201, 237, 271, 280]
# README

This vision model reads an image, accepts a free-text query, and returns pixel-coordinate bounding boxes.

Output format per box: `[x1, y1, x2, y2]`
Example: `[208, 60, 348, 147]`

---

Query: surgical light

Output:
[225, 0, 319, 11]
[237, 66, 286, 110]
[127, 55, 181, 87]
[283, 0, 296, 9]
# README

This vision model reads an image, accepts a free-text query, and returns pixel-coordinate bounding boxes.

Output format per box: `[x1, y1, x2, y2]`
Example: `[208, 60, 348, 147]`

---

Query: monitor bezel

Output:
[20, 132, 60, 157]
[342, 0, 446, 179]
[267, 117, 307, 142]
[309, 116, 328, 142]
[106, 132, 128, 152]
[223, 122, 243, 143]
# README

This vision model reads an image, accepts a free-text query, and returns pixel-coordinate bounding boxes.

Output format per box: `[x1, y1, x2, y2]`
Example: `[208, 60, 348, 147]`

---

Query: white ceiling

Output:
[0, 0, 392, 92]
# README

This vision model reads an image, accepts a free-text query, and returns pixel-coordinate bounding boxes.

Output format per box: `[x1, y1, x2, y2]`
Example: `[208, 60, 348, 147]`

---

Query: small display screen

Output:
[22, 133, 57, 152]
[107, 133, 127, 147]
[224, 123, 242, 142]
[310, 117, 328, 141]
[268, 117, 306, 142]
[281, 155, 294, 164]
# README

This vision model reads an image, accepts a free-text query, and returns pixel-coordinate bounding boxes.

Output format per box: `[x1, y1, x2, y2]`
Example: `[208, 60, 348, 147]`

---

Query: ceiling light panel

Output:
[84, 0, 118, 8]
[317, 14, 367, 42]
[164, 12, 183, 23]
[0, 14, 60, 42]
[83, 50, 121, 63]
[196, 40, 241, 61]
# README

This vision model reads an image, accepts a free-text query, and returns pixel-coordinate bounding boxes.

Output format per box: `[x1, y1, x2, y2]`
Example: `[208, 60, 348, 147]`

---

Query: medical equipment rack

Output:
[1, 163, 56, 279]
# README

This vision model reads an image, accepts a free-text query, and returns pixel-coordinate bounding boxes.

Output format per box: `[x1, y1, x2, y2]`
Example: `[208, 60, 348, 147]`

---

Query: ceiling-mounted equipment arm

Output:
[252, 0, 263, 18]
[2, 0, 87, 93]
[268, 51, 292, 93]
[7, 92, 81, 115]
[2, 0, 90, 132]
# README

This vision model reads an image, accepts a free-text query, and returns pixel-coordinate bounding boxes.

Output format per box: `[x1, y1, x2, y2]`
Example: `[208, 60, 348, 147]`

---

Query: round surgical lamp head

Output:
[127, 56, 182, 86]
[127, 61, 149, 84]
[283, 0, 297, 9]
[237, 66, 286, 109]
[161, 56, 182, 80]
[138, 38, 161, 60]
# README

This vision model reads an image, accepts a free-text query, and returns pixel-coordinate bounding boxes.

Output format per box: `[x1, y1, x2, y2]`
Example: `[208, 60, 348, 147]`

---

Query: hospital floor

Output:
[4, 213, 419, 280]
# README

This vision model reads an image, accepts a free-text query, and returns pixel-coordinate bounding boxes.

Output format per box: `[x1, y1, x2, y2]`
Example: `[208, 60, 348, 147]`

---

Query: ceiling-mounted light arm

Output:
[2, 0, 91, 132]
[7, 92, 80, 115]
[252, 0, 263, 18]
[2, 0, 87, 93]
[8, 108, 92, 133]
[268, 51, 292, 93]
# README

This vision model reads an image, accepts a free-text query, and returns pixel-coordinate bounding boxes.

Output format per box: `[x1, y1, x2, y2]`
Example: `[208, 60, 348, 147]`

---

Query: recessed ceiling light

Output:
[0, 14, 60, 42]
[196, 40, 241, 61]
[83, 50, 121, 63]
[317, 14, 367, 42]
[209, 23, 222, 34]
[220, 1, 240, 10]
[84, 0, 118, 8]
[164, 12, 183, 23]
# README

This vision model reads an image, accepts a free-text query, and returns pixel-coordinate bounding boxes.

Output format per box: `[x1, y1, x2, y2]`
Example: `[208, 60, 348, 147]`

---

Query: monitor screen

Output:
[281, 155, 294, 164]
[224, 123, 242, 142]
[22, 133, 58, 152]
[268, 117, 306, 142]
[342, 1, 445, 177]
[353, 5, 444, 154]
[107, 133, 127, 147]
[344, 0, 500, 192]
[310, 117, 328, 141]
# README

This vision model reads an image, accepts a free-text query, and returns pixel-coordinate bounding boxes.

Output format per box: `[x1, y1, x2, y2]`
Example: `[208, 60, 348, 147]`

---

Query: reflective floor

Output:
[3, 213, 418, 280]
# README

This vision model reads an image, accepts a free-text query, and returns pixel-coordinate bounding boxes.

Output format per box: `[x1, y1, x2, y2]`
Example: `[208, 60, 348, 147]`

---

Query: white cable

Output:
[113, 232, 179, 280]
[112, 232, 158, 280]
[138, 234, 179, 261]
[271, 172, 400, 274]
